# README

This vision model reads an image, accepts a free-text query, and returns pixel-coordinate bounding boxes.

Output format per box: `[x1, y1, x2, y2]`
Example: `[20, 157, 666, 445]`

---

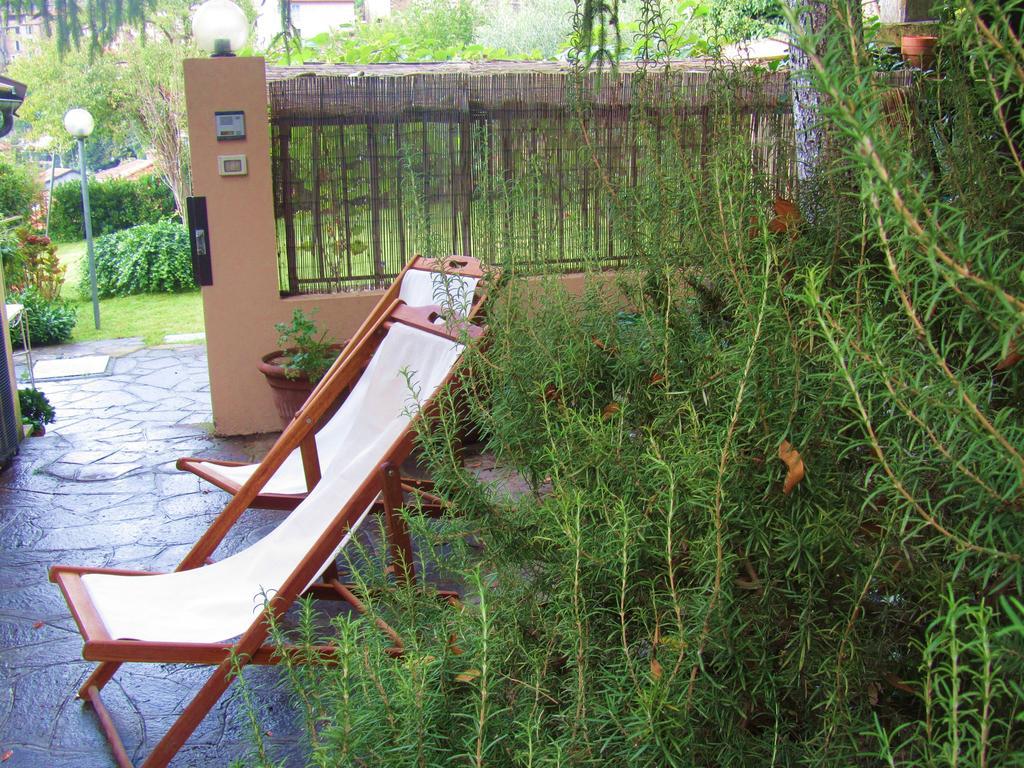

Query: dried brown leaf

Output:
[650, 657, 663, 681]
[778, 440, 805, 494]
[883, 672, 915, 695]
[995, 338, 1021, 372]
[455, 668, 481, 684]
[448, 633, 464, 656]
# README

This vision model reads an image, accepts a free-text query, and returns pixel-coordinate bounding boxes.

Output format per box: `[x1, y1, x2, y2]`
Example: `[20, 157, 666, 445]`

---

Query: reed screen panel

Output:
[268, 67, 798, 296]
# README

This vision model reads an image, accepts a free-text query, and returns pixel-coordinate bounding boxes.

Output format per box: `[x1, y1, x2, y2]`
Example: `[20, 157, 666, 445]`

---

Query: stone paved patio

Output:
[0, 336, 516, 767]
[0, 338, 308, 767]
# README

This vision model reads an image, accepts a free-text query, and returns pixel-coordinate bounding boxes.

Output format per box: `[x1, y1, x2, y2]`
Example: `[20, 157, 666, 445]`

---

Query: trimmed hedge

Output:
[0, 157, 41, 221]
[84, 219, 196, 298]
[9, 287, 77, 347]
[49, 175, 176, 242]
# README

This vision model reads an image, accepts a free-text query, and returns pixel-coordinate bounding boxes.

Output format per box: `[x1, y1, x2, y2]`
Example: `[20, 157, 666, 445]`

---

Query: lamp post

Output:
[192, 0, 249, 57]
[64, 107, 100, 330]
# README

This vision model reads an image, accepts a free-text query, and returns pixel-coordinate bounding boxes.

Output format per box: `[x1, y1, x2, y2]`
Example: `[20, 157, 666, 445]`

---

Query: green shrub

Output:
[85, 219, 195, 298]
[474, 0, 575, 58]
[701, 0, 783, 42]
[9, 287, 77, 347]
[271, 0, 494, 64]
[0, 226, 21, 280]
[246, 7, 1024, 768]
[48, 175, 176, 242]
[17, 387, 55, 430]
[0, 157, 41, 222]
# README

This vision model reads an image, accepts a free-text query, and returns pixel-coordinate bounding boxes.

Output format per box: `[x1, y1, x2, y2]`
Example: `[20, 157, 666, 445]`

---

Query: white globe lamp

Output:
[63, 107, 94, 139]
[192, 0, 249, 57]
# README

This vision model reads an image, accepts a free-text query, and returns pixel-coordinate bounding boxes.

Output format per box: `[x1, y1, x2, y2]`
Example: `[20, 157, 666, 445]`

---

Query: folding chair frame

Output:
[176, 254, 488, 510]
[50, 303, 483, 768]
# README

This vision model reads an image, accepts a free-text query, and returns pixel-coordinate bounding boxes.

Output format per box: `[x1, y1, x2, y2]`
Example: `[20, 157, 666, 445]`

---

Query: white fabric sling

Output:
[188, 271, 479, 497]
[82, 323, 465, 644]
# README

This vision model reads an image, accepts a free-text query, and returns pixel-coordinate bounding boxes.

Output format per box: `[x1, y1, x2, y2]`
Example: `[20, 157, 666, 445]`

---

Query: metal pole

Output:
[77, 137, 100, 330]
[44, 152, 57, 237]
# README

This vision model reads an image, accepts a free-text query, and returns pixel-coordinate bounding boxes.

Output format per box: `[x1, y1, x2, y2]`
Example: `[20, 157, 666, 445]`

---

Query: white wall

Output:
[256, 0, 357, 46]
[364, 0, 391, 21]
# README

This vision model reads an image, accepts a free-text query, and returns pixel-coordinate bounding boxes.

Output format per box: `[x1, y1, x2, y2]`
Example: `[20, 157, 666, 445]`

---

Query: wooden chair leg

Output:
[79, 661, 122, 699]
[381, 463, 415, 586]
[86, 685, 134, 768]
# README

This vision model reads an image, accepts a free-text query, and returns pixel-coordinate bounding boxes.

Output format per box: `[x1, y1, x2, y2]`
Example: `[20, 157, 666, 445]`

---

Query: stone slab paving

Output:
[0, 338, 523, 768]
[0, 340, 309, 767]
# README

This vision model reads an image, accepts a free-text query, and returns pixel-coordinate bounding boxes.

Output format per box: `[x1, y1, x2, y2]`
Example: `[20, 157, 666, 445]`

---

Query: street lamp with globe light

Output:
[64, 107, 100, 330]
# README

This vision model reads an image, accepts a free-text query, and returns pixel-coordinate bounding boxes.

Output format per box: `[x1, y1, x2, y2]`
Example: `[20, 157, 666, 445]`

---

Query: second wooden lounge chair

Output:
[50, 303, 484, 768]
[177, 254, 487, 510]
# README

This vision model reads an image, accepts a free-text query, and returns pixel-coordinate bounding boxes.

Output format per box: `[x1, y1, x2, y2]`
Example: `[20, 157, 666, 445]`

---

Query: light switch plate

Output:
[218, 154, 248, 176]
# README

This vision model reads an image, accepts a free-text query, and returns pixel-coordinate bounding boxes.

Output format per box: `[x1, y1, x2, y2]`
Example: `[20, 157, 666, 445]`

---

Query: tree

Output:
[784, 0, 862, 222]
[8, 34, 193, 213]
[0, 156, 40, 220]
[7, 37, 138, 168]
[119, 38, 193, 213]
[1, 0, 273, 53]
[2, 0, 153, 53]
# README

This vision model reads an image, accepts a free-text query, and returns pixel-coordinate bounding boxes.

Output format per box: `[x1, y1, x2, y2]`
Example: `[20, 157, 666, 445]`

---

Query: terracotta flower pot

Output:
[901, 35, 938, 70]
[258, 343, 347, 430]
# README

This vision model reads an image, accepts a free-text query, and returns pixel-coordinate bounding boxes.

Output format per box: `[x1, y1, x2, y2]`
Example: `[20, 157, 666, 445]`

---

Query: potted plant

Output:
[258, 309, 346, 428]
[18, 387, 55, 437]
[901, 35, 938, 70]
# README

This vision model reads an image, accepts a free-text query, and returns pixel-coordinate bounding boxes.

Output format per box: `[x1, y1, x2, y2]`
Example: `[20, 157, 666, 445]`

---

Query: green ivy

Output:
[84, 219, 196, 298]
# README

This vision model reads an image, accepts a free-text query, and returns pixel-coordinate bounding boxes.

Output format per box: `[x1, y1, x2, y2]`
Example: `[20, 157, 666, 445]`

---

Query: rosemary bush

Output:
[250, 3, 1023, 765]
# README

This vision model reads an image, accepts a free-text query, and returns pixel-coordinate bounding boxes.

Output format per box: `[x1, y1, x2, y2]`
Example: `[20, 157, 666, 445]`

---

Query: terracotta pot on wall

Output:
[258, 343, 348, 430]
[901, 35, 938, 69]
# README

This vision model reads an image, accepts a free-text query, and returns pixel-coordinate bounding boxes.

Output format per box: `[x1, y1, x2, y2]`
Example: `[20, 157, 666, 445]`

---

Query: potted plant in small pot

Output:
[258, 309, 346, 428]
[18, 387, 55, 437]
[901, 35, 938, 70]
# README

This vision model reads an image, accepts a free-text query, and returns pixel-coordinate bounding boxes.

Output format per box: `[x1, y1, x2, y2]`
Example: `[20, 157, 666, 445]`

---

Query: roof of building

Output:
[94, 157, 155, 182]
[38, 167, 79, 186]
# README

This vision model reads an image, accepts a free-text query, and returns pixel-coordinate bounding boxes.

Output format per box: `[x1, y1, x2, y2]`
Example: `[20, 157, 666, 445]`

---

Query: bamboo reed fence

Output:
[267, 63, 801, 295]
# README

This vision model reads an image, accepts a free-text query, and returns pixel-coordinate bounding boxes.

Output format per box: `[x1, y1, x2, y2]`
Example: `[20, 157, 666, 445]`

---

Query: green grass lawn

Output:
[57, 240, 205, 346]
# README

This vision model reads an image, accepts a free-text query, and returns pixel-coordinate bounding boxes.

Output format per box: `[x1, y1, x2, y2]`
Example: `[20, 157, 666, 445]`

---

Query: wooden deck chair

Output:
[50, 303, 484, 768]
[176, 254, 488, 511]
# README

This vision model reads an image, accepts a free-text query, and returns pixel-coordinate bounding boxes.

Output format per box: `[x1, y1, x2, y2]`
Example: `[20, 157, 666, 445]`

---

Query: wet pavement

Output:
[0, 337, 522, 767]
[0, 338, 306, 767]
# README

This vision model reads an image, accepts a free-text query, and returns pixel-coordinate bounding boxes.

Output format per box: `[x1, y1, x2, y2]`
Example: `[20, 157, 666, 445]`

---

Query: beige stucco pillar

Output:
[184, 56, 384, 436]
[184, 56, 281, 435]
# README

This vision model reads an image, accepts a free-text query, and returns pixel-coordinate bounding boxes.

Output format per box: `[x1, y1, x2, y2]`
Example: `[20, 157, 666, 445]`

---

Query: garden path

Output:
[0, 336, 519, 766]
[0, 339, 317, 767]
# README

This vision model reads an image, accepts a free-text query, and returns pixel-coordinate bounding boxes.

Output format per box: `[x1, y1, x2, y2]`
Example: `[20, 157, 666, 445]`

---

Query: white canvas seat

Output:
[179, 259, 482, 503]
[81, 323, 465, 644]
